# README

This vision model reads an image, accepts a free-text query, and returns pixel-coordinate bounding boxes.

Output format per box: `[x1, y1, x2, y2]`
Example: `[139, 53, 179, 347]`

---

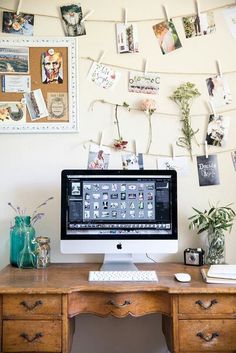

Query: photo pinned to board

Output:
[223, 6, 236, 38]
[128, 71, 160, 95]
[87, 62, 121, 89]
[157, 156, 189, 177]
[2, 75, 31, 93]
[206, 114, 230, 147]
[2, 11, 34, 36]
[196, 155, 220, 186]
[88, 144, 110, 170]
[0, 47, 29, 74]
[122, 153, 144, 170]
[0, 101, 26, 123]
[60, 3, 86, 37]
[206, 75, 232, 108]
[24, 89, 48, 121]
[153, 19, 182, 55]
[41, 49, 63, 84]
[47, 93, 68, 121]
[116, 22, 139, 54]
[183, 11, 215, 38]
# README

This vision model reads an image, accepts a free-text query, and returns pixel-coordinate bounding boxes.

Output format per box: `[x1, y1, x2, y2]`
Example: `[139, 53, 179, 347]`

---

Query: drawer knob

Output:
[108, 300, 131, 308]
[20, 299, 43, 311]
[197, 331, 219, 342]
[195, 299, 218, 309]
[20, 332, 43, 342]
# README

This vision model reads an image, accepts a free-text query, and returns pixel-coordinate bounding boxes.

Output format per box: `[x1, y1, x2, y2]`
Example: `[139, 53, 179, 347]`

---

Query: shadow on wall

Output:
[71, 313, 169, 353]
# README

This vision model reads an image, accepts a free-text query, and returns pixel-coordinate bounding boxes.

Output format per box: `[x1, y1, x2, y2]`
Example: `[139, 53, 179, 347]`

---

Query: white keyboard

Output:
[89, 270, 158, 282]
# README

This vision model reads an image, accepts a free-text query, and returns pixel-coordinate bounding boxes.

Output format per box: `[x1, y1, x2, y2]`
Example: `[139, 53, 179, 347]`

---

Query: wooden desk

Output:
[0, 263, 235, 353]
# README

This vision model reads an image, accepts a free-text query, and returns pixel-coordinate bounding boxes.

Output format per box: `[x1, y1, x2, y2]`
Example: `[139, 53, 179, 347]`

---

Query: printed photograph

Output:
[47, 92, 68, 121]
[206, 75, 232, 108]
[122, 153, 144, 170]
[183, 11, 215, 38]
[157, 156, 189, 177]
[0, 47, 29, 73]
[153, 19, 182, 55]
[88, 144, 110, 170]
[128, 71, 160, 94]
[0, 102, 26, 123]
[196, 155, 220, 187]
[24, 89, 48, 120]
[60, 3, 86, 37]
[2, 11, 34, 36]
[1, 75, 31, 93]
[206, 114, 230, 147]
[87, 62, 121, 89]
[116, 22, 139, 53]
[231, 151, 236, 171]
[223, 6, 236, 38]
[41, 49, 63, 84]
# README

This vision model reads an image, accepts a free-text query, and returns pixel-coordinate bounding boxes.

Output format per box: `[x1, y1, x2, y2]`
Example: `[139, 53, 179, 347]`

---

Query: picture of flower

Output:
[153, 19, 182, 54]
[140, 99, 157, 154]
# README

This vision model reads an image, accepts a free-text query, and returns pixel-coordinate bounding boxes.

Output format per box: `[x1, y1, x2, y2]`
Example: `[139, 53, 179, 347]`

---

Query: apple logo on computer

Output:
[117, 243, 122, 250]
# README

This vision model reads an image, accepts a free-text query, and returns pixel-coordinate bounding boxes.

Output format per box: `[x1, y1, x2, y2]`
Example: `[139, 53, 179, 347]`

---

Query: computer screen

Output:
[61, 169, 178, 264]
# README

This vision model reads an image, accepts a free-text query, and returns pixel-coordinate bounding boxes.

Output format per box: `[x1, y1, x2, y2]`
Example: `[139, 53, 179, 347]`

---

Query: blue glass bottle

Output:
[10, 216, 36, 267]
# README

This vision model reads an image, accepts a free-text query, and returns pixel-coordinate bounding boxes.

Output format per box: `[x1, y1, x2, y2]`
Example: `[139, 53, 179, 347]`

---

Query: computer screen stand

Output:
[100, 253, 138, 271]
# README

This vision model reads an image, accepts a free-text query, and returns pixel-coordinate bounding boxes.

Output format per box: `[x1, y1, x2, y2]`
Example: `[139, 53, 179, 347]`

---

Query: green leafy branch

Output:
[170, 82, 200, 159]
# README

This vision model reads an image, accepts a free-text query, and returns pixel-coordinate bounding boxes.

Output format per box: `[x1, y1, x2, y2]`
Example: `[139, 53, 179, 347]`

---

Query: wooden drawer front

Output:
[3, 294, 61, 317]
[68, 291, 170, 318]
[179, 294, 236, 315]
[3, 320, 61, 352]
[179, 320, 236, 352]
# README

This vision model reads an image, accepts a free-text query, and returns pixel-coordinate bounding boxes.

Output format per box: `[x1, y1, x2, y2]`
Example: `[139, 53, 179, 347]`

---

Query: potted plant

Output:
[189, 203, 236, 264]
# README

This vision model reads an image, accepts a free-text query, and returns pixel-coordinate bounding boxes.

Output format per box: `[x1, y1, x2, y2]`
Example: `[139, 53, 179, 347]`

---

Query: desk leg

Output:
[162, 295, 179, 353]
[62, 294, 75, 353]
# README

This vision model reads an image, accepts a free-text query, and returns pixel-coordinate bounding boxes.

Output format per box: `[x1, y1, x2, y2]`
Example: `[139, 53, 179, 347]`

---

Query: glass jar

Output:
[34, 236, 50, 268]
[10, 216, 36, 267]
[205, 230, 225, 265]
[18, 231, 36, 268]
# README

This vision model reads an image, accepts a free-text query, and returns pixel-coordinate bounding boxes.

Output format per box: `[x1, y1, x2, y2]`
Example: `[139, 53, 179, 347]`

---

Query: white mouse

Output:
[174, 272, 191, 282]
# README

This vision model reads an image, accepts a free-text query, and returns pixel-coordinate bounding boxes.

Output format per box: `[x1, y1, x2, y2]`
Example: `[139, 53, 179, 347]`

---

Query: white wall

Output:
[0, 1, 236, 352]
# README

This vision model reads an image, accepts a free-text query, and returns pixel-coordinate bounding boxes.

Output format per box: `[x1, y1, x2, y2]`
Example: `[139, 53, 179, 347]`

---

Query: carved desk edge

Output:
[0, 262, 236, 295]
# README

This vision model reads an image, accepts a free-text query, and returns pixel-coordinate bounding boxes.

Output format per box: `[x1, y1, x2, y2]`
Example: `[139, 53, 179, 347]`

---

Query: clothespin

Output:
[195, 0, 201, 32]
[97, 50, 106, 64]
[133, 140, 137, 156]
[205, 140, 208, 159]
[16, 0, 22, 15]
[171, 143, 176, 161]
[144, 59, 148, 76]
[124, 8, 128, 25]
[217, 59, 223, 78]
[162, 5, 170, 22]
[81, 10, 94, 24]
[99, 131, 103, 148]
[209, 101, 216, 117]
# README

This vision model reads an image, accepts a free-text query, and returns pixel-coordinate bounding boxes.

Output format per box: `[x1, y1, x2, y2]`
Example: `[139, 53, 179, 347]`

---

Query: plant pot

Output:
[205, 230, 225, 265]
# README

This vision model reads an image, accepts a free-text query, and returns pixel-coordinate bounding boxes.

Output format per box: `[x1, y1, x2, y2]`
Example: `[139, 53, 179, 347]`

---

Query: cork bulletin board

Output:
[0, 37, 77, 133]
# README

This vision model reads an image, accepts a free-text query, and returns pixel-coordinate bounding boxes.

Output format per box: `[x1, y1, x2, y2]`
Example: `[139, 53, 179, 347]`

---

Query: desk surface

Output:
[0, 262, 236, 294]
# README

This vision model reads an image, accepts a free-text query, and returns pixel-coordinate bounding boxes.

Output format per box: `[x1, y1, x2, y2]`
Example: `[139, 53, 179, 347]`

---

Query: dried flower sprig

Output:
[8, 197, 54, 225]
[140, 99, 157, 154]
[113, 102, 130, 150]
[169, 82, 200, 159]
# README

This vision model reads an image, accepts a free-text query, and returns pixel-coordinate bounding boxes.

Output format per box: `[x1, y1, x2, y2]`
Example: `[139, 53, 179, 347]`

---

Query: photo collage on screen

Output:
[81, 181, 156, 221]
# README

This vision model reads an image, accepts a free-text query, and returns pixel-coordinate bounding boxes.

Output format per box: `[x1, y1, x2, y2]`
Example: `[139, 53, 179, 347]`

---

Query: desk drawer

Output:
[179, 319, 236, 351]
[3, 320, 61, 352]
[69, 291, 170, 317]
[3, 294, 61, 317]
[179, 294, 236, 315]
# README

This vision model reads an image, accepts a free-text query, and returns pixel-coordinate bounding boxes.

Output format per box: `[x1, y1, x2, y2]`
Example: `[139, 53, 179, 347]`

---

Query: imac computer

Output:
[61, 169, 178, 271]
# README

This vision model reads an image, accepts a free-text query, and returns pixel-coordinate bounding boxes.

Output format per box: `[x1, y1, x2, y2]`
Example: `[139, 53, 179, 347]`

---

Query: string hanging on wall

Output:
[0, 2, 234, 22]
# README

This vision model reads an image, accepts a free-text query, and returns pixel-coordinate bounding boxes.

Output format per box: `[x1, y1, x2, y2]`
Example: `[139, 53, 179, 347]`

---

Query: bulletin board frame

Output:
[0, 37, 77, 133]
